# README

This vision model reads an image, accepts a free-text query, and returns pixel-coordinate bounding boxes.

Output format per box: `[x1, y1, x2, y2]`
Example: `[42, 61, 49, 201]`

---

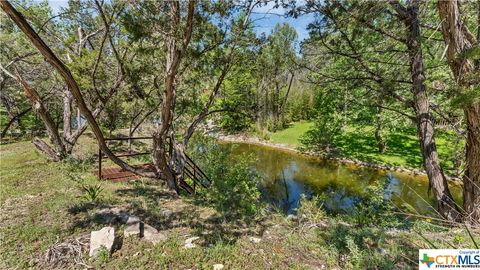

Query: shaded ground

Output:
[0, 139, 477, 269]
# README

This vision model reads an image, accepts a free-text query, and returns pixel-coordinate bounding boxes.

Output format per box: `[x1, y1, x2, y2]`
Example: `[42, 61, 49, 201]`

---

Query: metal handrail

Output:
[185, 154, 211, 184]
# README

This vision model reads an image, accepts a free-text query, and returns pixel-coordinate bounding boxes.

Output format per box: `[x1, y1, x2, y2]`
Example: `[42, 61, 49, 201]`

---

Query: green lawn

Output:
[266, 122, 460, 174]
[269, 121, 314, 146]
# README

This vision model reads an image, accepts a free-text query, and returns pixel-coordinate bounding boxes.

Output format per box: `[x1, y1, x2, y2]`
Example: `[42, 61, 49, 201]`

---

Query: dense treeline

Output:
[0, 0, 478, 224]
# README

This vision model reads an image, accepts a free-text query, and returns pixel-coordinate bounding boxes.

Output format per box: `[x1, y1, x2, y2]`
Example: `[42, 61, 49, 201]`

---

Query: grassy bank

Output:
[265, 121, 459, 174]
[0, 140, 477, 269]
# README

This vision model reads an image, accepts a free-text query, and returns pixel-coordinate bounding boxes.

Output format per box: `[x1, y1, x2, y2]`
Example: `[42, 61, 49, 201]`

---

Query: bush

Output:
[349, 184, 400, 228]
[188, 136, 261, 221]
[300, 116, 342, 154]
[81, 183, 104, 203]
[300, 88, 343, 154]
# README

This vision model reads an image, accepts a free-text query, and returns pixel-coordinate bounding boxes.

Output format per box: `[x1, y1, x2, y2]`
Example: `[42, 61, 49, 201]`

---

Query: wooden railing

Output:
[97, 136, 211, 194]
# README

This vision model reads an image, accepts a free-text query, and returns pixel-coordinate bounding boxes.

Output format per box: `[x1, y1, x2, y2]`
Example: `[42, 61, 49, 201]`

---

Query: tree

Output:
[390, 0, 461, 221]
[256, 23, 298, 131]
[293, 0, 462, 220]
[0, 0, 129, 160]
[437, 0, 480, 224]
[1, 0, 259, 193]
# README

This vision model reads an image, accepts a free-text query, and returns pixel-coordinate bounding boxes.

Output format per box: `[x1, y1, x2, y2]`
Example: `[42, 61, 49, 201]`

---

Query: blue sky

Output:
[251, 2, 314, 42]
[43, 0, 314, 42]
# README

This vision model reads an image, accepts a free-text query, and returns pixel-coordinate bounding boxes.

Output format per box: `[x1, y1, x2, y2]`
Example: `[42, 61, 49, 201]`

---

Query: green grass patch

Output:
[266, 122, 460, 174]
[269, 121, 314, 146]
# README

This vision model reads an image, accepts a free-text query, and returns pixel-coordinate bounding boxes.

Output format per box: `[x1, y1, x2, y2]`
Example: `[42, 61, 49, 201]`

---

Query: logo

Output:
[419, 249, 480, 269]
[420, 253, 435, 268]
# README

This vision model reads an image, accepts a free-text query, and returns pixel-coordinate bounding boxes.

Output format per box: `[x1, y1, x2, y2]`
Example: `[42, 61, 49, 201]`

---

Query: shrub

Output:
[81, 183, 104, 203]
[349, 184, 400, 227]
[300, 116, 342, 154]
[188, 136, 261, 221]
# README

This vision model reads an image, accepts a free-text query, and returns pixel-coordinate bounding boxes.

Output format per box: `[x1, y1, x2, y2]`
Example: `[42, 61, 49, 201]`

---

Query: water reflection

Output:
[226, 142, 462, 215]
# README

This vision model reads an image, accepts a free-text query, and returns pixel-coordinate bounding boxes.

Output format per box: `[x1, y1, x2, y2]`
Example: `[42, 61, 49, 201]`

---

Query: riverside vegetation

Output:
[1, 137, 479, 269]
[1, 0, 480, 268]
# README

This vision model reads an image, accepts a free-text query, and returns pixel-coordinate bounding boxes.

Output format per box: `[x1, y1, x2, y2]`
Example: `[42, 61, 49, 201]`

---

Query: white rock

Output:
[142, 223, 158, 237]
[185, 236, 199, 245]
[184, 236, 200, 249]
[249, 236, 261, 243]
[213, 264, 224, 270]
[124, 216, 141, 238]
[142, 223, 166, 245]
[89, 227, 115, 257]
[184, 243, 196, 249]
[160, 208, 174, 219]
[286, 214, 297, 220]
[126, 216, 140, 225]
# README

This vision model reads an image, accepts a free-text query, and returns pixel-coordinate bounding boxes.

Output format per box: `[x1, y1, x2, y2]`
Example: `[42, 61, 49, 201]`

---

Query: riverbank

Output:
[1, 140, 477, 269]
[216, 133, 462, 182]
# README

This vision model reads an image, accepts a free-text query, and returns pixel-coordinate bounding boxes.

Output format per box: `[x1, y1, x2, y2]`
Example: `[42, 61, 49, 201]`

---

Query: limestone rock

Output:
[286, 214, 297, 220]
[184, 243, 196, 249]
[142, 223, 158, 237]
[213, 264, 224, 270]
[89, 227, 115, 257]
[124, 218, 140, 239]
[184, 236, 200, 249]
[249, 236, 261, 243]
[126, 215, 140, 225]
[160, 208, 174, 219]
[142, 223, 166, 245]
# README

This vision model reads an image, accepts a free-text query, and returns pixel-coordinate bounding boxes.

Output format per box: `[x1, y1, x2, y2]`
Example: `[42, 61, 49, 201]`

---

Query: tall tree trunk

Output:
[375, 93, 386, 154]
[463, 106, 480, 223]
[16, 74, 66, 161]
[63, 89, 72, 139]
[152, 36, 180, 191]
[151, 1, 196, 192]
[438, 0, 480, 224]
[391, 0, 462, 221]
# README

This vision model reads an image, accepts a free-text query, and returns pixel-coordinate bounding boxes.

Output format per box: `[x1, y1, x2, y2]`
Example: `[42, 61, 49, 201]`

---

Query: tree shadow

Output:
[335, 129, 422, 167]
[66, 181, 271, 246]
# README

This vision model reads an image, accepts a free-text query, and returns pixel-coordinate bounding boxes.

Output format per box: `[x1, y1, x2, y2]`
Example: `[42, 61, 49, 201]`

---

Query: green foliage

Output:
[450, 85, 480, 108]
[255, 23, 305, 132]
[295, 195, 325, 225]
[189, 136, 261, 221]
[218, 53, 257, 132]
[319, 224, 404, 270]
[94, 246, 111, 265]
[81, 183, 104, 203]
[460, 44, 480, 60]
[349, 184, 399, 227]
[300, 88, 343, 153]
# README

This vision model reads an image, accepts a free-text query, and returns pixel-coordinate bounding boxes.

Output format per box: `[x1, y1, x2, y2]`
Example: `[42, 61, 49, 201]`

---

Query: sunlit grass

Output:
[267, 122, 460, 174]
[269, 121, 314, 146]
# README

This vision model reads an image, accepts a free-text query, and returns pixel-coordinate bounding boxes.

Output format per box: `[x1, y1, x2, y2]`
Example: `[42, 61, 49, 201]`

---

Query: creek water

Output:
[224, 142, 462, 215]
